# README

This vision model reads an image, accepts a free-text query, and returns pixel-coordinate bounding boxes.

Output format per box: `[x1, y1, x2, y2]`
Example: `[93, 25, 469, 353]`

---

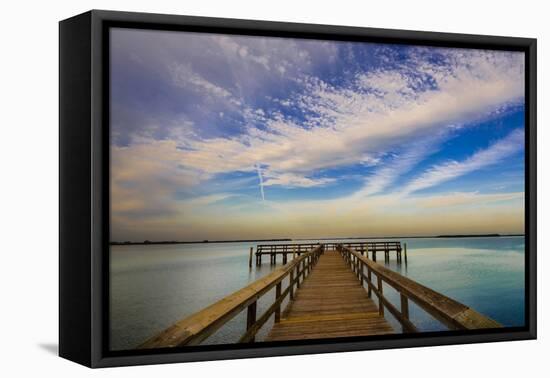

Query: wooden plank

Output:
[342, 246, 502, 330]
[239, 285, 292, 343]
[139, 247, 322, 349]
[266, 252, 394, 341]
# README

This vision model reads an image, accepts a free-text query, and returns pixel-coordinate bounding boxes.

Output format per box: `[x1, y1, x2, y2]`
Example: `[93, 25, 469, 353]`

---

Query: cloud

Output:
[356, 130, 448, 196]
[109, 33, 526, 241]
[412, 191, 524, 209]
[110, 140, 206, 219]
[263, 172, 336, 188]
[183, 193, 235, 207]
[169, 62, 237, 103]
[401, 128, 524, 194]
[111, 188, 525, 241]
[173, 49, 524, 185]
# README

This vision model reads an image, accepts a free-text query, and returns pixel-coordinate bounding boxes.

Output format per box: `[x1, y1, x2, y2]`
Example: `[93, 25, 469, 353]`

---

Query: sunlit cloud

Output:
[172, 49, 523, 184]
[109, 29, 526, 241]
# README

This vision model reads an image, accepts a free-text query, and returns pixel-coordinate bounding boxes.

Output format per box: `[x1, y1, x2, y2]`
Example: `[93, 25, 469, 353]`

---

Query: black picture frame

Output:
[59, 9, 537, 368]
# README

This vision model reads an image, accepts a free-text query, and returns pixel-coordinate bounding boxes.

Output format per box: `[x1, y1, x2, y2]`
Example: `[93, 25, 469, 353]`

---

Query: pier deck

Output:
[266, 252, 393, 341]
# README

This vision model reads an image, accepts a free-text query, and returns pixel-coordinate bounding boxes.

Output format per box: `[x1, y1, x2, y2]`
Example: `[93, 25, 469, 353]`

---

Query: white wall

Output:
[1, 0, 546, 376]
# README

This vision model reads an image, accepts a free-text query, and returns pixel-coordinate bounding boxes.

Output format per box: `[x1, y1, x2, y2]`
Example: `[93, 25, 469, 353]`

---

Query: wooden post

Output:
[246, 301, 257, 342]
[367, 269, 372, 298]
[400, 293, 409, 332]
[377, 276, 384, 316]
[359, 261, 364, 286]
[289, 269, 295, 300]
[404, 243, 408, 264]
[248, 247, 253, 268]
[275, 282, 282, 323]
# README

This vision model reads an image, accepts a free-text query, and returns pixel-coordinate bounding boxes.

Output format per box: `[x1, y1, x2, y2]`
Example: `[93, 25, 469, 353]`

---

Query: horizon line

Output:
[110, 233, 526, 246]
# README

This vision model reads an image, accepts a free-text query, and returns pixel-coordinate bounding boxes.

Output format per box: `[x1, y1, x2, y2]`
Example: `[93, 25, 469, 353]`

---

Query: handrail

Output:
[337, 245, 501, 332]
[139, 245, 324, 349]
[257, 241, 401, 253]
[256, 243, 320, 254]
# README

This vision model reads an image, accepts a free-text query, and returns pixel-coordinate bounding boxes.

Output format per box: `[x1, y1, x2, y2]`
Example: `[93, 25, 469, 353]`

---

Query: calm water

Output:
[110, 236, 525, 351]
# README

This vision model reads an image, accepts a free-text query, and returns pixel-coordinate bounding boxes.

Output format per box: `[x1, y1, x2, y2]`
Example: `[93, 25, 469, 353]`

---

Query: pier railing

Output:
[255, 241, 403, 265]
[255, 243, 321, 265]
[337, 245, 501, 332]
[139, 245, 325, 349]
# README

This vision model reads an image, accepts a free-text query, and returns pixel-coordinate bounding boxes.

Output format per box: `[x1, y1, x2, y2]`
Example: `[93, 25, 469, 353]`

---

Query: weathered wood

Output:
[139, 247, 323, 349]
[401, 293, 409, 319]
[266, 252, 393, 341]
[367, 269, 372, 298]
[275, 282, 282, 323]
[400, 293, 415, 333]
[246, 301, 257, 342]
[255, 242, 401, 257]
[377, 275, 384, 316]
[338, 245, 501, 331]
[289, 270, 295, 300]
[239, 285, 292, 343]
[248, 247, 253, 268]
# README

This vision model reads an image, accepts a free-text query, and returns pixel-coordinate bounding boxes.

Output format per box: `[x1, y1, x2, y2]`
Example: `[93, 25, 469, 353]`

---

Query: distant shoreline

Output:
[110, 233, 525, 246]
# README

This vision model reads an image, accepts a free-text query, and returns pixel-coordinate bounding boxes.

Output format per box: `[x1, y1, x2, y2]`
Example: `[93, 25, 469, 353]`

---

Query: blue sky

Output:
[110, 28, 525, 242]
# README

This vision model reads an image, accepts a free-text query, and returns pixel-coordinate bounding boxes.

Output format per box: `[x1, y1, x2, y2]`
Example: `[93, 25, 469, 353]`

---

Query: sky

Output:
[110, 28, 525, 242]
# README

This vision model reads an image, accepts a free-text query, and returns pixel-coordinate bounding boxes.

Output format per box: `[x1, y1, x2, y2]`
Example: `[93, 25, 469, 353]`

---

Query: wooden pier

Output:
[139, 243, 500, 349]
[266, 251, 393, 341]
[254, 241, 404, 265]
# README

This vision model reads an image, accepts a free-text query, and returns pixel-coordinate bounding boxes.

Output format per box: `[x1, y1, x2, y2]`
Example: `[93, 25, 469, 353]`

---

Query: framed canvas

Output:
[59, 10, 537, 368]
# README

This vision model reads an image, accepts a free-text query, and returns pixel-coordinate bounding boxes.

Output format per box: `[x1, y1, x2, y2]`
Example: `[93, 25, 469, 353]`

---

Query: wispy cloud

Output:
[169, 62, 241, 106]
[110, 31, 526, 241]
[263, 171, 336, 188]
[401, 128, 524, 195]
[174, 49, 524, 184]
[356, 130, 449, 197]
[413, 191, 524, 208]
